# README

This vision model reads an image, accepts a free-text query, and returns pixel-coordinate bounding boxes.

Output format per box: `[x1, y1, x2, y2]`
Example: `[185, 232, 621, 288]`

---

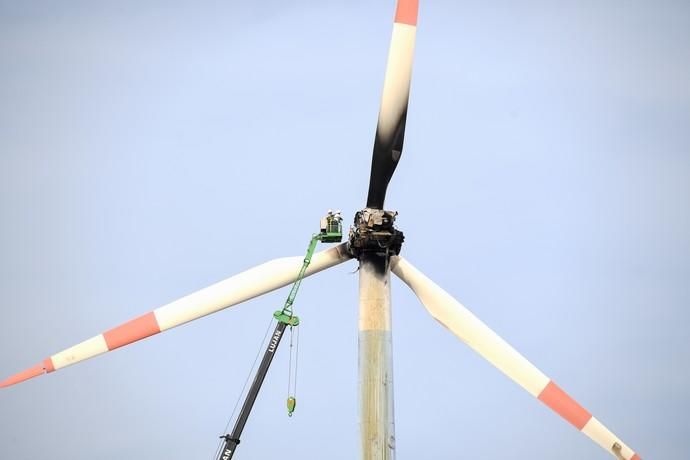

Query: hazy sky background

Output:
[1, 1, 689, 459]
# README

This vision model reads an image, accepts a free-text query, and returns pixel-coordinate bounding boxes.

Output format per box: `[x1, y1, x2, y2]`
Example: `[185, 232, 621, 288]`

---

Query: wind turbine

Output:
[0, 1, 643, 459]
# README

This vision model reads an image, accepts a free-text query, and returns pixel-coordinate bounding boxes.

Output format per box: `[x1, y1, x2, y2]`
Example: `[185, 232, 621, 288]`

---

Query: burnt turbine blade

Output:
[367, 109, 407, 209]
[365, 0, 418, 210]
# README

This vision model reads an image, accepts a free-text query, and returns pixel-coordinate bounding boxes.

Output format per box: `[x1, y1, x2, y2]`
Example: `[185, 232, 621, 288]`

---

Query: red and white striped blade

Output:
[390, 256, 642, 460]
[1, 243, 352, 388]
[366, 0, 419, 209]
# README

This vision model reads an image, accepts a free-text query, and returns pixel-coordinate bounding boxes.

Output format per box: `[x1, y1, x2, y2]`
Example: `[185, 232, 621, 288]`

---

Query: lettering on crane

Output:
[222, 448, 233, 460]
[268, 329, 282, 353]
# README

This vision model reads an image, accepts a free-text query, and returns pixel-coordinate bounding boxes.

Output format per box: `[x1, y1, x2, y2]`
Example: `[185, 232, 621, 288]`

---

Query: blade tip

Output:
[0, 361, 51, 388]
[395, 0, 419, 26]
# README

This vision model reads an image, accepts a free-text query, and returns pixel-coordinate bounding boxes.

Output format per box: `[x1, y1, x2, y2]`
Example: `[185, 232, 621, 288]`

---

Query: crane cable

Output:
[286, 323, 300, 416]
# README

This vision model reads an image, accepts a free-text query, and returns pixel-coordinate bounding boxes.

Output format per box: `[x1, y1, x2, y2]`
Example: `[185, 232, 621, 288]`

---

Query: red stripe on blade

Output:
[103, 312, 161, 350]
[538, 381, 592, 430]
[395, 0, 418, 26]
[43, 358, 55, 373]
[631, 454, 641, 460]
[0, 363, 46, 388]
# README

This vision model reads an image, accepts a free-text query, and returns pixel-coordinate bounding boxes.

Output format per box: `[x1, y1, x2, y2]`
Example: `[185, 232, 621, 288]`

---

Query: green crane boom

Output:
[272, 236, 319, 326]
[273, 211, 344, 325]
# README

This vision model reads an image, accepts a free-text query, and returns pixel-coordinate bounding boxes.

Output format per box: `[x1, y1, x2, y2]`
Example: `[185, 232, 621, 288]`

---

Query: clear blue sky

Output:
[1, 1, 688, 459]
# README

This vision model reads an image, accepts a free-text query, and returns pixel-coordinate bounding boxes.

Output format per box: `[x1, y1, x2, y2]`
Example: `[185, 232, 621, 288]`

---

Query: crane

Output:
[216, 211, 343, 460]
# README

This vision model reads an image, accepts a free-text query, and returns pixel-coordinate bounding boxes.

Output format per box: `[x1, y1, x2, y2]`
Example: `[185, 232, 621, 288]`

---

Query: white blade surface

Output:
[390, 255, 642, 460]
[1, 243, 352, 388]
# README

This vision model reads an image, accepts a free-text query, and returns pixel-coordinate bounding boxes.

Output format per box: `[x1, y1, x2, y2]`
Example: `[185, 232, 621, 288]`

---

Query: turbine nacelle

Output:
[348, 208, 404, 260]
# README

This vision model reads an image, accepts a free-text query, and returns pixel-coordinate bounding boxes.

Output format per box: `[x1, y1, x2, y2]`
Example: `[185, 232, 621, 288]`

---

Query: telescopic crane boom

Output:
[216, 211, 343, 460]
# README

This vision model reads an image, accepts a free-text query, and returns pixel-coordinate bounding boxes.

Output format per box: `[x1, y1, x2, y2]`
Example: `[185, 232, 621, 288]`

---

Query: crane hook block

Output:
[287, 396, 297, 416]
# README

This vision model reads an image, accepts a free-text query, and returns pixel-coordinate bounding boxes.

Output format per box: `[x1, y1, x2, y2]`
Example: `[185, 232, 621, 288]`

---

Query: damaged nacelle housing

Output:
[348, 208, 404, 258]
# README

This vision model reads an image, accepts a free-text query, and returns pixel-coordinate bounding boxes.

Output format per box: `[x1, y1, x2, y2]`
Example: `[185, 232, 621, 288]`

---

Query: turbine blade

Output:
[1, 243, 352, 388]
[366, 0, 419, 209]
[390, 255, 642, 460]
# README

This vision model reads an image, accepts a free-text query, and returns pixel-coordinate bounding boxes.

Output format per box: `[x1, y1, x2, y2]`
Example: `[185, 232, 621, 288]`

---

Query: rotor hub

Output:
[348, 208, 404, 259]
